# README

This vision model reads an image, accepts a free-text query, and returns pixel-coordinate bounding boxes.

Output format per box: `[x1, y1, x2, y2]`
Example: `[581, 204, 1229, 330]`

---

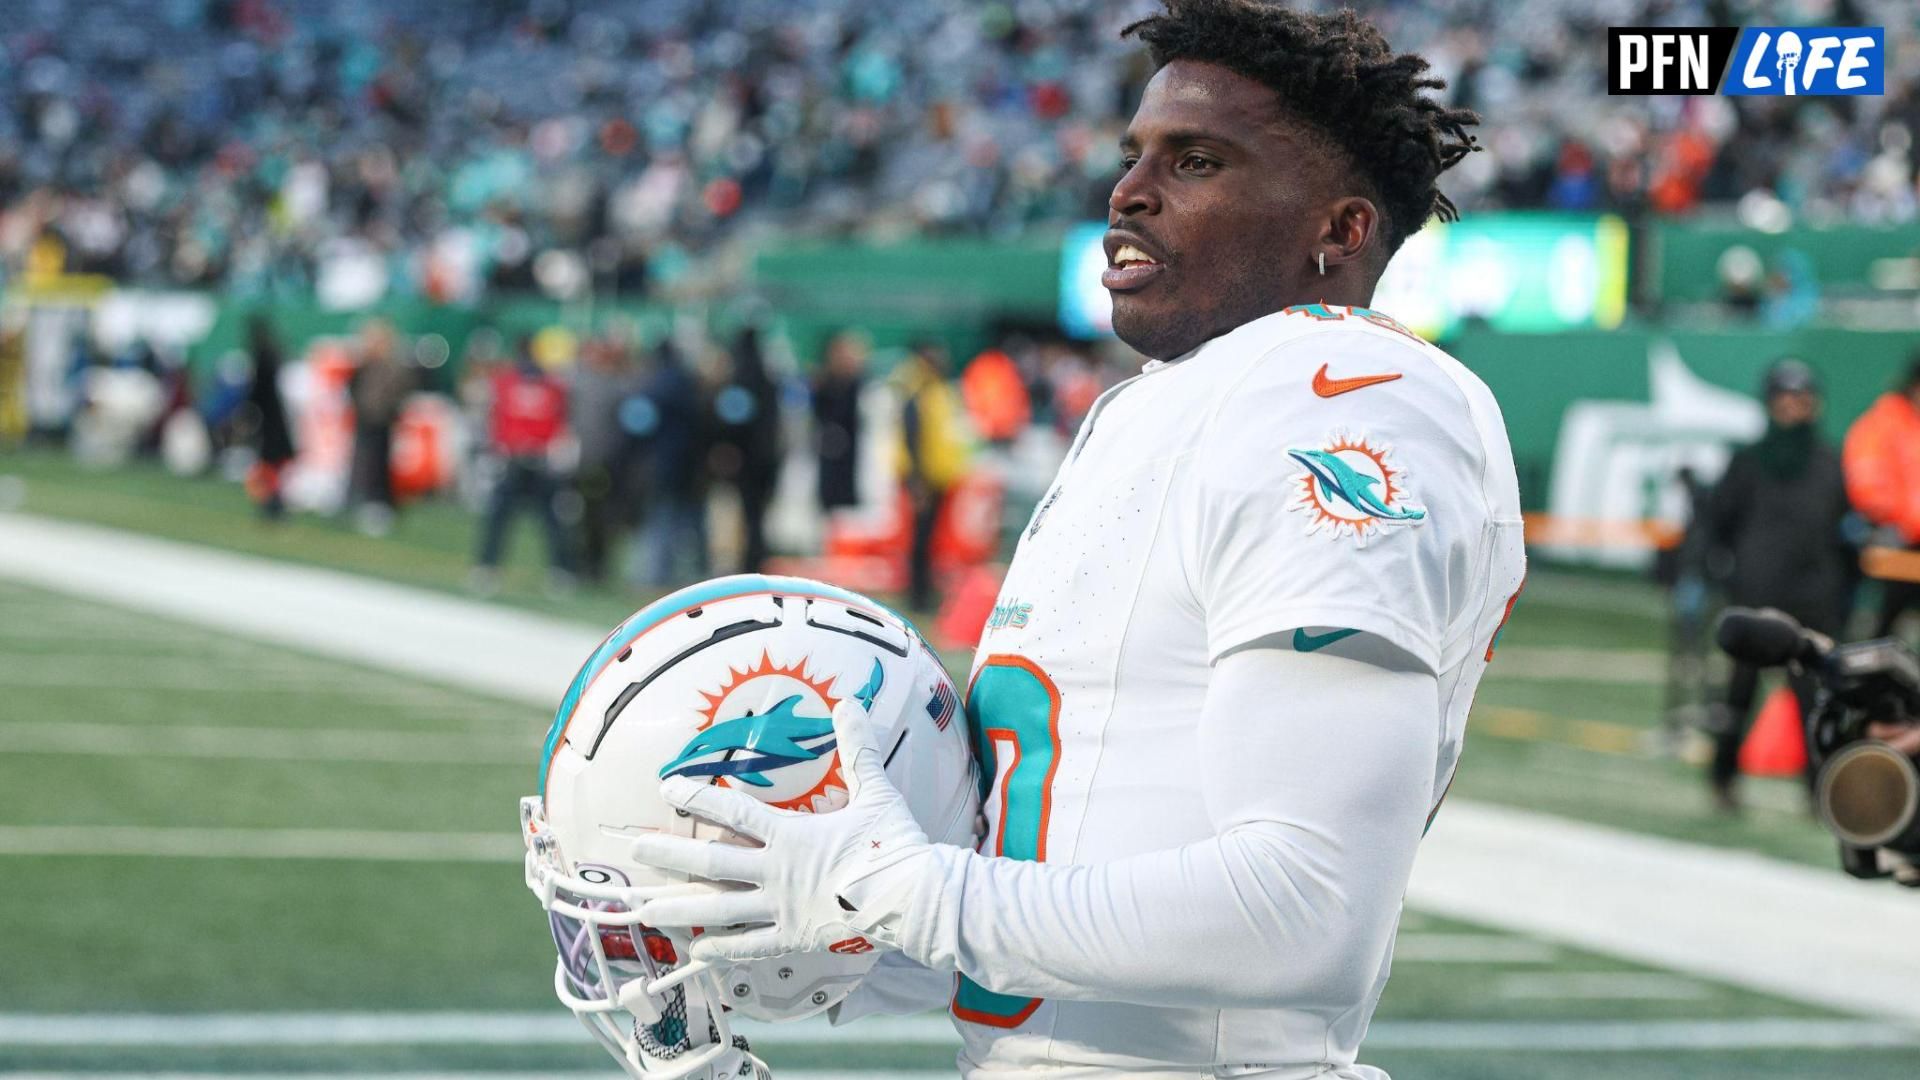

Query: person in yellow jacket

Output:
[893, 339, 971, 610]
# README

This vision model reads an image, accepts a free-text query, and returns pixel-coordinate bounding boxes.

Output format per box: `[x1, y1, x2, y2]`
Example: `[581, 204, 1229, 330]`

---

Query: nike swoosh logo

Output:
[1312, 364, 1402, 398]
[1293, 627, 1361, 652]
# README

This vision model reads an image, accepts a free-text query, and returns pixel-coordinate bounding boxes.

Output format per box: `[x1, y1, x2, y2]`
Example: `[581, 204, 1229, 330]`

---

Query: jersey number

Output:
[950, 654, 1061, 1028]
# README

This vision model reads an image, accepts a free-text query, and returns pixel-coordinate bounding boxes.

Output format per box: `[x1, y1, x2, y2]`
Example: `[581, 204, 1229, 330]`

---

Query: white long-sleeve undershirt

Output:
[847, 639, 1439, 1012]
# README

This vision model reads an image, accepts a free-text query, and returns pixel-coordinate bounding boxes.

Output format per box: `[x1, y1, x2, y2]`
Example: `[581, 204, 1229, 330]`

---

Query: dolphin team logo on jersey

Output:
[658, 651, 856, 812]
[1288, 433, 1426, 542]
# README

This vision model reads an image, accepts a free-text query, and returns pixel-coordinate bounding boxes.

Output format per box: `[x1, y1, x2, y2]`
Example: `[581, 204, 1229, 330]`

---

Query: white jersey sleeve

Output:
[871, 642, 1437, 1010]
[1184, 327, 1506, 672]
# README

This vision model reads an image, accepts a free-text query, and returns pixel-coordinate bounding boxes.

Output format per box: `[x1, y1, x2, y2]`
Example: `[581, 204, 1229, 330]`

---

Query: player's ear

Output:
[1317, 196, 1380, 272]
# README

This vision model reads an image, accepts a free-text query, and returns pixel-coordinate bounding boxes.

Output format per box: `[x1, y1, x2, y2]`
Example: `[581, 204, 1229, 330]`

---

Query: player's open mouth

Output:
[1103, 243, 1165, 292]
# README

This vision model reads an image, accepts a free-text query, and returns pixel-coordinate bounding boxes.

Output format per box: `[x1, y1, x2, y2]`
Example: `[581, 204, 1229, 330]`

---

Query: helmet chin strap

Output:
[685, 991, 720, 1058]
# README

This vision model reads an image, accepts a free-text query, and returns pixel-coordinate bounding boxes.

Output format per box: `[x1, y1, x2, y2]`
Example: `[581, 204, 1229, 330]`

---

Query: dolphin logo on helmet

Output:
[657, 695, 837, 788]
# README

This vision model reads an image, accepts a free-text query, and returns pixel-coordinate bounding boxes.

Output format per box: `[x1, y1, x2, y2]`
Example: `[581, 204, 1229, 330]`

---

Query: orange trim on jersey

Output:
[983, 729, 1022, 858]
[1282, 301, 1424, 343]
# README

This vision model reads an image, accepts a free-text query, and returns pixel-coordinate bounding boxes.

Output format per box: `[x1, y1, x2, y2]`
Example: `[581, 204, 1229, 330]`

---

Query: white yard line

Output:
[0, 722, 534, 764]
[2, 512, 1916, 1024]
[1493, 972, 1710, 1001]
[1410, 800, 1920, 1023]
[0, 514, 603, 706]
[0, 825, 519, 862]
[0, 1013, 1915, 1052]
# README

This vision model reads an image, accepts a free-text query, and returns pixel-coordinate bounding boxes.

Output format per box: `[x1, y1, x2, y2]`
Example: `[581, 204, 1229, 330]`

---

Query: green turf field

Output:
[3, 449, 1913, 1077]
[3, 578, 1915, 1078]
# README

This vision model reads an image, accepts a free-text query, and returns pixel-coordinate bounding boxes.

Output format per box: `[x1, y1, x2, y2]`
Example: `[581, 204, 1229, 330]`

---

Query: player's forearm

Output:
[854, 646, 1439, 1009]
[865, 821, 1409, 1008]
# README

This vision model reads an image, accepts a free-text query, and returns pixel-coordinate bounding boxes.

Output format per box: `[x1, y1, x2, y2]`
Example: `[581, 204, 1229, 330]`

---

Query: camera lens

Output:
[1817, 742, 1920, 850]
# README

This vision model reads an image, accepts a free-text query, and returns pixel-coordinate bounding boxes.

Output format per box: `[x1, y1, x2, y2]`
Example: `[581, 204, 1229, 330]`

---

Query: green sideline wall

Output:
[1448, 325, 1916, 510]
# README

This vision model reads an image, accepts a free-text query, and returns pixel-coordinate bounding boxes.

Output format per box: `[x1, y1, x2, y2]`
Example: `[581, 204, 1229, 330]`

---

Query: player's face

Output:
[1107, 60, 1335, 360]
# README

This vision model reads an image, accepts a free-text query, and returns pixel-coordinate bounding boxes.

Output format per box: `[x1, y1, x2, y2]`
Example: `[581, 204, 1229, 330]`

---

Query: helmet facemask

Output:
[524, 797, 755, 1079]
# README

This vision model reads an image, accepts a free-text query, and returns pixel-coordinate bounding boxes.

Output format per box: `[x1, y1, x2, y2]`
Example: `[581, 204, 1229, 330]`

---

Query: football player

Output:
[626, 2, 1525, 1077]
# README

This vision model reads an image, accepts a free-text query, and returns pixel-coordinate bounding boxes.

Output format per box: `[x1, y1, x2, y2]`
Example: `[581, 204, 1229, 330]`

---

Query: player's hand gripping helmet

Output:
[522, 575, 979, 1079]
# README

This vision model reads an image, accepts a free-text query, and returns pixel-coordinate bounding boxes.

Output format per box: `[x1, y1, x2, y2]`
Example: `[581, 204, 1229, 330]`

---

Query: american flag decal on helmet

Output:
[925, 682, 957, 731]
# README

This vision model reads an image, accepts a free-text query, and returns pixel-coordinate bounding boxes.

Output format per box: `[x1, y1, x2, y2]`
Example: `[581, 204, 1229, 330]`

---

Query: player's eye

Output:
[1119, 155, 1139, 171]
[1178, 153, 1218, 174]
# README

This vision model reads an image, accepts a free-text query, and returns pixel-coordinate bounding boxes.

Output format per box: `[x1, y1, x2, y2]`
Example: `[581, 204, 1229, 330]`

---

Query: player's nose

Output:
[1109, 161, 1160, 219]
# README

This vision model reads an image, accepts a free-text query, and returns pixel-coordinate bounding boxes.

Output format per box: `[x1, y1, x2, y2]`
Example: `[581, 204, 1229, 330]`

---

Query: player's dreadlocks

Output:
[1122, 0, 1479, 255]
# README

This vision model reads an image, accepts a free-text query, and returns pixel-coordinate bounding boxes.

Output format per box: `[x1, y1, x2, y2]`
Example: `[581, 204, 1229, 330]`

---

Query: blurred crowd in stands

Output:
[4, 0, 1920, 304]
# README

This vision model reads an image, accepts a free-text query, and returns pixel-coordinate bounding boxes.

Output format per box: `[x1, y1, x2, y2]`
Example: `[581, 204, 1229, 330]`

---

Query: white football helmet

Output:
[522, 574, 978, 1079]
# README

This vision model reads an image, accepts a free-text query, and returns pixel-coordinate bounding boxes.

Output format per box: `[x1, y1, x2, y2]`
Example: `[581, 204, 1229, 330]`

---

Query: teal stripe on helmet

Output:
[537, 574, 879, 793]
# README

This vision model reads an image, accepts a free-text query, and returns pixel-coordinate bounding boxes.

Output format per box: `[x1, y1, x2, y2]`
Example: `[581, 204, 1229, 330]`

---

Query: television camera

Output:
[1717, 607, 1920, 886]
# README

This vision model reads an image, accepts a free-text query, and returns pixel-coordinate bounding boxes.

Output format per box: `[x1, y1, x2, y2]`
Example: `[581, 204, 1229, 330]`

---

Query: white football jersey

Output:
[953, 304, 1526, 1075]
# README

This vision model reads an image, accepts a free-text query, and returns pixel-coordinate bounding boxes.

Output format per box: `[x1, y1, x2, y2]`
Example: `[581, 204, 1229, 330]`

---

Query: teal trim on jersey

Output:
[954, 967, 1042, 1024]
[1487, 622, 1511, 657]
[537, 574, 874, 793]
[1284, 301, 1342, 320]
[967, 664, 1057, 861]
[955, 659, 1059, 1026]
[1293, 627, 1361, 653]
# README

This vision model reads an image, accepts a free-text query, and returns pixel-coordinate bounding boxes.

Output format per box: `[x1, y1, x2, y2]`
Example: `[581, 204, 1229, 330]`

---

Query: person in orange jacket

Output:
[960, 345, 1031, 445]
[1843, 358, 1920, 635]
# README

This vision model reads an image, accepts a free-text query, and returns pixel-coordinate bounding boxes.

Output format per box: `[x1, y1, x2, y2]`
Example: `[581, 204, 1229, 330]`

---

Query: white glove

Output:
[629, 698, 933, 964]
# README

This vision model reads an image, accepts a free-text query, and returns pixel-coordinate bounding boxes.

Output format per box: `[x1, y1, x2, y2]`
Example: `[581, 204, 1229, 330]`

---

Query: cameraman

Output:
[1704, 360, 1853, 811]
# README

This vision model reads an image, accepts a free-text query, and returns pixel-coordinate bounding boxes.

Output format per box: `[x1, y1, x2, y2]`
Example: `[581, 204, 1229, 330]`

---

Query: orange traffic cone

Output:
[1738, 685, 1808, 777]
